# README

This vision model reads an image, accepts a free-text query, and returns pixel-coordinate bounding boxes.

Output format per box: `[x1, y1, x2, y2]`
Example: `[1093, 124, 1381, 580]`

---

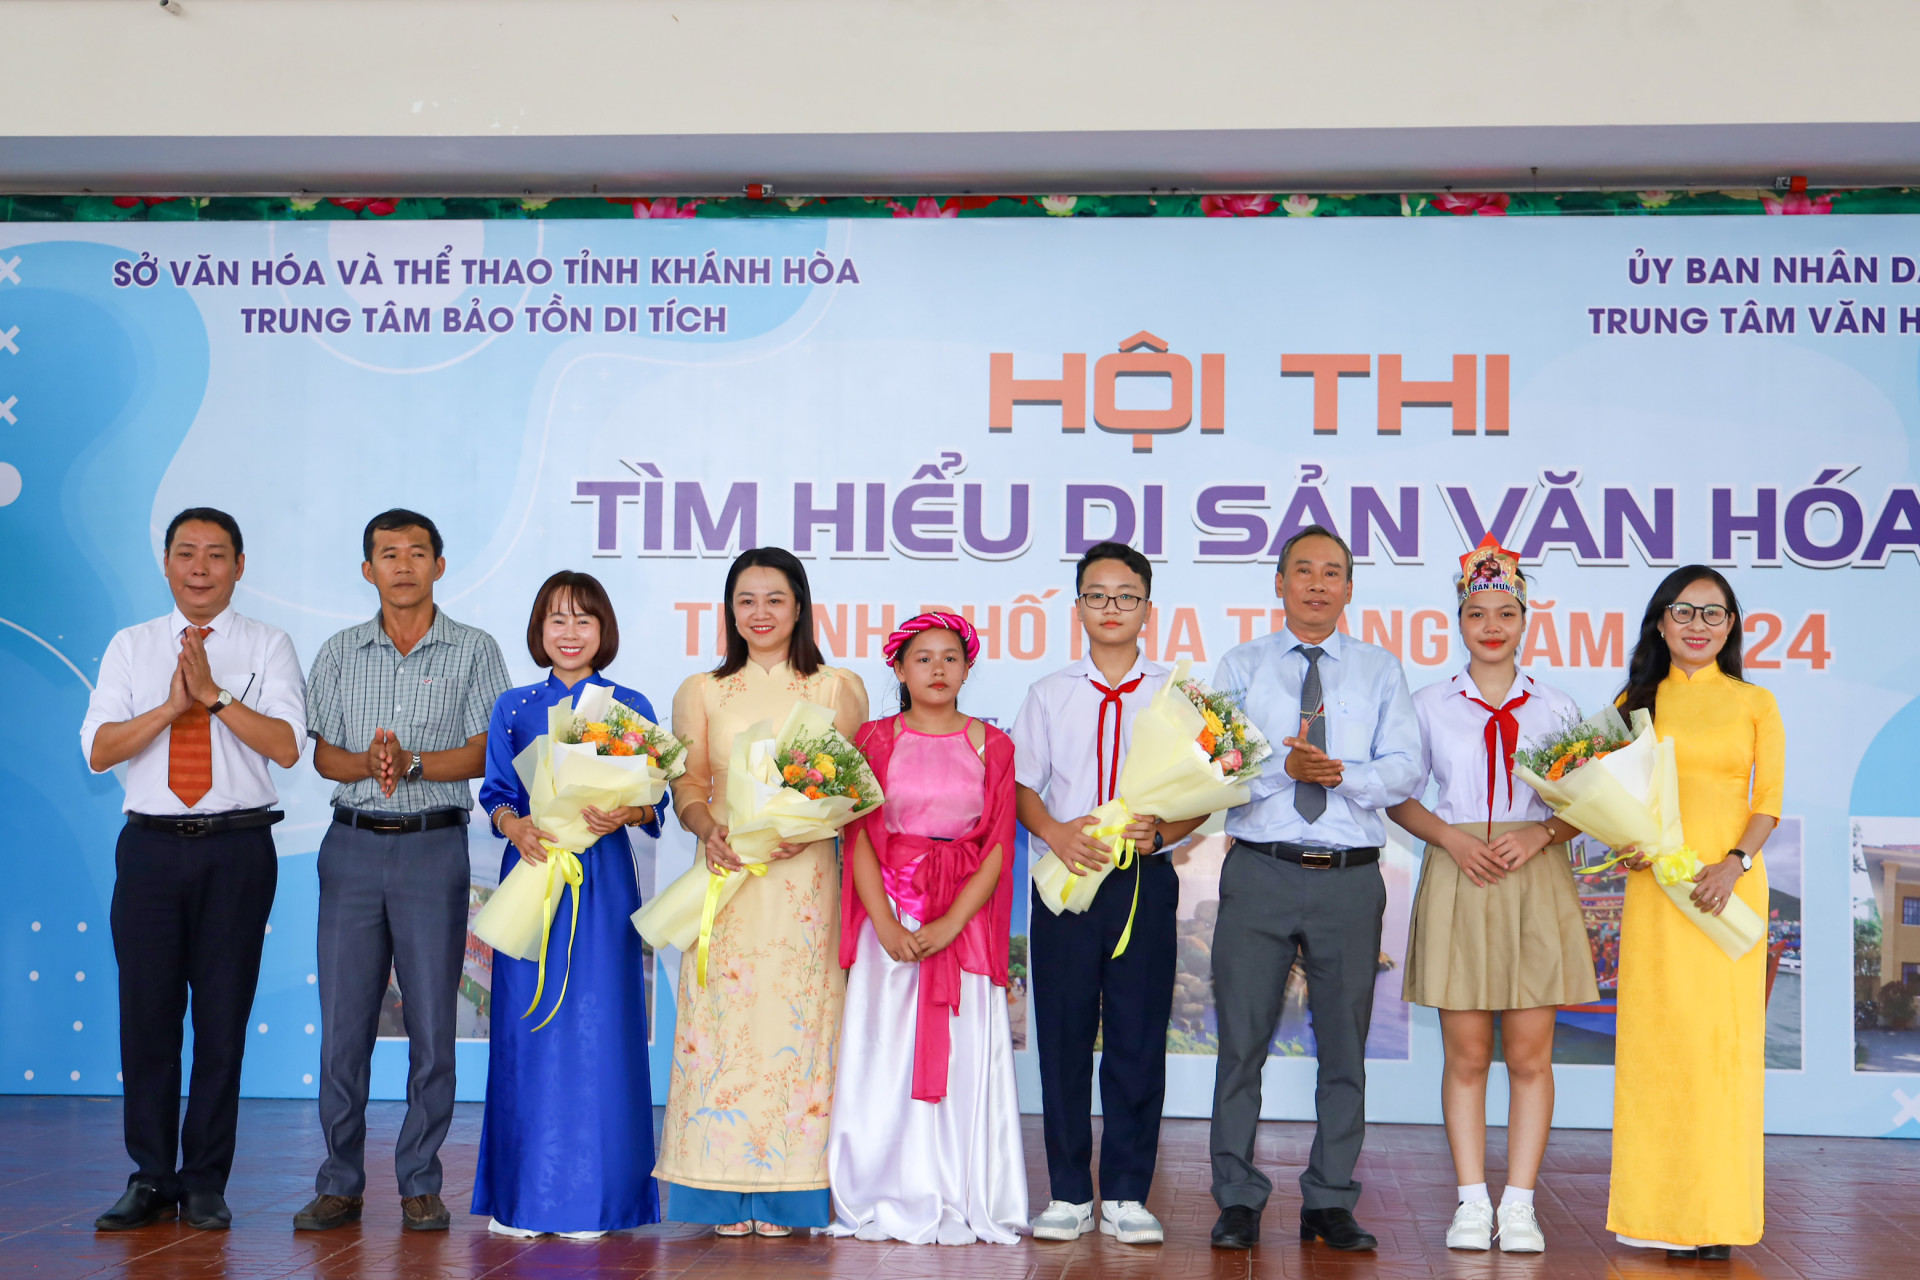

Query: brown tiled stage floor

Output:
[2, 1097, 1915, 1278]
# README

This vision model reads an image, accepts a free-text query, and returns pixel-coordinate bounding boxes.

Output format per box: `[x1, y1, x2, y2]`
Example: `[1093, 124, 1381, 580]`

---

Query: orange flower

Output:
[1198, 729, 1217, 754]
[580, 724, 613, 744]
[845, 789, 859, 805]
[804, 786, 824, 799]
[1545, 751, 1576, 781]
[782, 763, 804, 783]
[607, 739, 636, 756]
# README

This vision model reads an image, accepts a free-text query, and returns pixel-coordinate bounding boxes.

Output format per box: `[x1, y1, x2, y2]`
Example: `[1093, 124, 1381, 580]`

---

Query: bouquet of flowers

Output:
[568, 697, 688, 777]
[1031, 659, 1270, 954]
[1514, 705, 1762, 961]
[472, 684, 684, 1028]
[1513, 708, 1634, 782]
[1181, 674, 1273, 783]
[633, 699, 882, 984]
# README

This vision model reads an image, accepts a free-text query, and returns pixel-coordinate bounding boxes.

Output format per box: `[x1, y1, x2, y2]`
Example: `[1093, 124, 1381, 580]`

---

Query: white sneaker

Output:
[1099, 1200, 1164, 1244]
[555, 1229, 606, 1241]
[487, 1217, 542, 1238]
[1445, 1199, 1494, 1250]
[1497, 1201, 1545, 1253]
[1030, 1200, 1095, 1241]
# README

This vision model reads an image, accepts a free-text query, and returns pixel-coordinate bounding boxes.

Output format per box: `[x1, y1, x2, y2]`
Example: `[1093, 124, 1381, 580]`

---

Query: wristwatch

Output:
[1150, 830, 1166, 854]
[208, 688, 235, 715]
[404, 752, 424, 783]
[1728, 848, 1753, 873]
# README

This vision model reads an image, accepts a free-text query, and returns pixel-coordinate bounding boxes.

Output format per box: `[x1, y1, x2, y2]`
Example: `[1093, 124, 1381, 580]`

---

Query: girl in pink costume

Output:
[825, 612, 1027, 1245]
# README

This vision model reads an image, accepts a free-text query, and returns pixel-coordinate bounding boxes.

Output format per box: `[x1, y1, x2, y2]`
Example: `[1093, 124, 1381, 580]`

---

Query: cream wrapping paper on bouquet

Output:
[1031, 660, 1270, 953]
[634, 699, 882, 984]
[472, 685, 682, 1028]
[1515, 706, 1763, 961]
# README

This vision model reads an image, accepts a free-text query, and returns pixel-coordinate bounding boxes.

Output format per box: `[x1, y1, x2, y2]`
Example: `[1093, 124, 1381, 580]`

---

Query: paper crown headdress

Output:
[1457, 533, 1527, 606]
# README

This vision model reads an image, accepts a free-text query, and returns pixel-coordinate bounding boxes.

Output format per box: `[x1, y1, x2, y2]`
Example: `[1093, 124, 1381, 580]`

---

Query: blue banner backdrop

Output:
[1, 215, 1915, 1137]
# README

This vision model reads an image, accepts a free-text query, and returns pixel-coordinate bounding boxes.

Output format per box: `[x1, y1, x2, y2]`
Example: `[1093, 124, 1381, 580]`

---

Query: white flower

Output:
[1041, 195, 1078, 216]
[1281, 194, 1319, 217]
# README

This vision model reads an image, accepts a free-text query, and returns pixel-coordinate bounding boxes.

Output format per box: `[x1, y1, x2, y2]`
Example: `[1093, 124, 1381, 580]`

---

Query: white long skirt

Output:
[826, 919, 1028, 1245]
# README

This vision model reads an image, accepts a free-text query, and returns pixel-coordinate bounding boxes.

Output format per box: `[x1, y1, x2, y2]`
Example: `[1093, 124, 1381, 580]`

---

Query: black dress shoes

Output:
[94, 1181, 179, 1231]
[1210, 1205, 1261, 1249]
[182, 1191, 232, 1230]
[1300, 1206, 1378, 1251]
[1668, 1245, 1733, 1261]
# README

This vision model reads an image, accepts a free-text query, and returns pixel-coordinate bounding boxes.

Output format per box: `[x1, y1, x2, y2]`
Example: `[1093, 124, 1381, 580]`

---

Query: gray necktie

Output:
[1293, 645, 1327, 823]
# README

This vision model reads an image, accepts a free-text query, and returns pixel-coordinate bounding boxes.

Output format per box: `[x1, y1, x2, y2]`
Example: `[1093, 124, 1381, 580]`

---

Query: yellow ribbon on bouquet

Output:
[696, 862, 768, 988]
[1574, 843, 1701, 883]
[1081, 806, 1141, 959]
[523, 843, 584, 1033]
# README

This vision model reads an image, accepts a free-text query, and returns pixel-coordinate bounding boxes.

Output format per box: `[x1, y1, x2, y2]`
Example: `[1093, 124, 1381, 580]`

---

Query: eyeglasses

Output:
[1079, 591, 1146, 612]
[1666, 602, 1731, 627]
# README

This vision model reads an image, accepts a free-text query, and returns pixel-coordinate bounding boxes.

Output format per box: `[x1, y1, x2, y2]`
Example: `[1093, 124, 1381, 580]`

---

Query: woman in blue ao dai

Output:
[473, 571, 662, 1238]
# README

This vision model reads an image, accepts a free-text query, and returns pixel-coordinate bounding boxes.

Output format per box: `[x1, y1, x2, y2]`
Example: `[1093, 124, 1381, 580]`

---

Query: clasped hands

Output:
[164, 627, 223, 717]
[1049, 812, 1161, 876]
[1444, 822, 1556, 888]
[874, 911, 963, 964]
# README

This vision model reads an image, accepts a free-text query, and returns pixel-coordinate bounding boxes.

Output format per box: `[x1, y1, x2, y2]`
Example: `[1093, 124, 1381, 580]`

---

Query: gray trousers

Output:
[1209, 843, 1386, 1213]
[314, 816, 469, 1198]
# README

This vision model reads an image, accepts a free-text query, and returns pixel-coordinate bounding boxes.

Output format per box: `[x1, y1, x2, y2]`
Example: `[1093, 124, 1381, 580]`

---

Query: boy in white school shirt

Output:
[1011, 541, 1205, 1245]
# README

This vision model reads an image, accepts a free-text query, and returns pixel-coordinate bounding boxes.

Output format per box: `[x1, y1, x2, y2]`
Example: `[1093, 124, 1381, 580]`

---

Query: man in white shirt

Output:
[1012, 542, 1205, 1246]
[78, 508, 307, 1232]
[1206, 525, 1421, 1253]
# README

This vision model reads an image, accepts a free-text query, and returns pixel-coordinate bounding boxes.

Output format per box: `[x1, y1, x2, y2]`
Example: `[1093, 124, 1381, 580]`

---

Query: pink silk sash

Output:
[841, 716, 1016, 1103]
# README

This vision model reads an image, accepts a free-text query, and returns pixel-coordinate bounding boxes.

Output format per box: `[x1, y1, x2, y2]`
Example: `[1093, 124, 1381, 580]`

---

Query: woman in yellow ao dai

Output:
[1609, 568, 1784, 1261]
[654, 549, 868, 1237]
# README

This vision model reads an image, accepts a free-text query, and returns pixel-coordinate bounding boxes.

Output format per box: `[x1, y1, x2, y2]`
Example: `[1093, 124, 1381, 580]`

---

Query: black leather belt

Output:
[334, 806, 469, 834]
[127, 808, 283, 837]
[1235, 838, 1380, 869]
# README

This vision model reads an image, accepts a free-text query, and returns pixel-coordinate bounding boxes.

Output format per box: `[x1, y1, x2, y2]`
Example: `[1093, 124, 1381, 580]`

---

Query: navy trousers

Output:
[1029, 853, 1178, 1204]
[110, 822, 278, 1196]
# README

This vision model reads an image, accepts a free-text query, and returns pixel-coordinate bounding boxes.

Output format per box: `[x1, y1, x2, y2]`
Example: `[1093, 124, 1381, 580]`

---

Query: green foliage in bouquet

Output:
[778, 731, 881, 812]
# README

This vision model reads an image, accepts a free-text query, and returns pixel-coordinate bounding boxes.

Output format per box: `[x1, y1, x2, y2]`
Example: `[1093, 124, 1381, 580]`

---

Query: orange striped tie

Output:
[168, 626, 214, 807]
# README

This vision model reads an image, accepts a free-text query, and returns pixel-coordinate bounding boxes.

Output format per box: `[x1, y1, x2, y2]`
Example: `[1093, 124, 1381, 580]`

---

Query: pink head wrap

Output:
[882, 611, 980, 665]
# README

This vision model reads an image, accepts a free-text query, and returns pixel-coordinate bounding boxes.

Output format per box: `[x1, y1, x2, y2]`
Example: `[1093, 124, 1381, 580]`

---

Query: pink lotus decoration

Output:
[888, 197, 958, 218]
[1432, 192, 1510, 216]
[1200, 194, 1277, 218]
[1761, 192, 1834, 216]
[632, 197, 700, 219]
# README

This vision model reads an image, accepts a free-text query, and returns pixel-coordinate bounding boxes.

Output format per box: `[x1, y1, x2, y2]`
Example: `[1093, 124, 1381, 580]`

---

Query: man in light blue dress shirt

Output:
[1206, 526, 1421, 1253]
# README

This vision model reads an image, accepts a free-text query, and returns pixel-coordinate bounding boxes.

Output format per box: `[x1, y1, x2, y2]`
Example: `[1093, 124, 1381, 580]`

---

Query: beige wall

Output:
[6, 0, 1920, 140]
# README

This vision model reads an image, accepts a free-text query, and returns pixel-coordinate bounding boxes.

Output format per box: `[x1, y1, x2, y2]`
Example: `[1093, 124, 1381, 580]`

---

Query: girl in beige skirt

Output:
[1387, 536, 1599, 1256]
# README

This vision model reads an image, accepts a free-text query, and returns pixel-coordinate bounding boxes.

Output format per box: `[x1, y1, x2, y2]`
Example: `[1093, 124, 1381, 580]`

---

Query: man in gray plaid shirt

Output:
[292, 510, 510, 1234]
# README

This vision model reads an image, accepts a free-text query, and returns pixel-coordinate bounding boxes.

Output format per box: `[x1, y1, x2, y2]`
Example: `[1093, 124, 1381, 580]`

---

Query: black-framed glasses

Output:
[1666, 602, 1731, 627]
[1079, 591, 1146, 612]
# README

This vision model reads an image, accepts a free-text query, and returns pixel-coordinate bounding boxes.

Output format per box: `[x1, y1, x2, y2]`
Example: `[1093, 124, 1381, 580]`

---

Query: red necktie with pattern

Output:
[168, 626, 214, 807]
